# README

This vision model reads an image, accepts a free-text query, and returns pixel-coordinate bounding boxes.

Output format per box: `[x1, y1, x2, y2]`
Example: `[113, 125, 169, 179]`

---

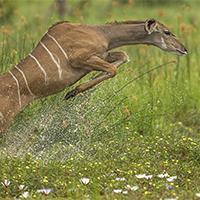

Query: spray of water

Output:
[1, 61, 174, 159]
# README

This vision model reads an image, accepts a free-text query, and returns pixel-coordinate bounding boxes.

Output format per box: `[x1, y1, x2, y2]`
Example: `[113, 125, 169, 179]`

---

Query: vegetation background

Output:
[0, 0, 200, 199]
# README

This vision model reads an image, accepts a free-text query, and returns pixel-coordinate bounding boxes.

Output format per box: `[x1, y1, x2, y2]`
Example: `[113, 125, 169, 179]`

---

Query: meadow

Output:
[0, 0, 200, 199]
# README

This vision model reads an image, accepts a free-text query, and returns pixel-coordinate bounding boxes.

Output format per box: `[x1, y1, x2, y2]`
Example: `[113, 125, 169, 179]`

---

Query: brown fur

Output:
[0, 19, 187, 135]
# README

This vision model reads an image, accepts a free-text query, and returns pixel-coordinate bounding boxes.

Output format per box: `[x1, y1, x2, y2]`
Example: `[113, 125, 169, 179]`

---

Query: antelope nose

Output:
[184, 48, 187, 54]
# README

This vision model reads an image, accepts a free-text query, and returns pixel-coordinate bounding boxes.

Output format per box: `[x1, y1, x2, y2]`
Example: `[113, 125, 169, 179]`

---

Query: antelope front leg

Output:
[105, 51, 130, 64]
[64, 51, 129, 100]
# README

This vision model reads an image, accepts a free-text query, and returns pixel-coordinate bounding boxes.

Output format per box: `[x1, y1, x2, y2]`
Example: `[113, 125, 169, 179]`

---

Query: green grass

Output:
[1, 0, 200, 199]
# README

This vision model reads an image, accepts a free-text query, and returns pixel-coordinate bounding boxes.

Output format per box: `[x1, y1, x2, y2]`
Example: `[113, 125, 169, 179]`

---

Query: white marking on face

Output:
[161, 37, 167, 49]
[40, 41, 62, 79]
[8, 71, 21, 108]
[15, 65, 35, 97]
[47, 33, 70, 64]
[29, 54, 49, 85]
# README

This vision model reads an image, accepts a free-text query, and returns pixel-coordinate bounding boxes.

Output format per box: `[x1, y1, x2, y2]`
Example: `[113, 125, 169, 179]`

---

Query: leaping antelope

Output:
[0, 18, 187, 135]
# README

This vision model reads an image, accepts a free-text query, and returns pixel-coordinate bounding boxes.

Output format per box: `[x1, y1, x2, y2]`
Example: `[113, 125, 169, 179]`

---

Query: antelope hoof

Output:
[64, 87, 78, 100]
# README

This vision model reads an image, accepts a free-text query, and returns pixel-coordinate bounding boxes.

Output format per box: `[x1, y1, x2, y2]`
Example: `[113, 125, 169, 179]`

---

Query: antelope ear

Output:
[145, 19, 157, 34]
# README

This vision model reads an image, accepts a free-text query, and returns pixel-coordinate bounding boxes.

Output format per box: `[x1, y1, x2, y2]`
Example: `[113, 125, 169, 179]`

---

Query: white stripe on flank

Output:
[15, 66, 35, 97]
[29, 53, 49, 85]
[0, 111, 4, 120]
[47, 33, 70, 63]
[8, 71, 21, 108]
[40, 41, 62, 79]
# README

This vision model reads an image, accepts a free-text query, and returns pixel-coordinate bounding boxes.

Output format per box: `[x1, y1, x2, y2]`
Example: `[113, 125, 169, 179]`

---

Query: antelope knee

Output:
[121, 51, 130, 62]
[109, 67, 117, 77]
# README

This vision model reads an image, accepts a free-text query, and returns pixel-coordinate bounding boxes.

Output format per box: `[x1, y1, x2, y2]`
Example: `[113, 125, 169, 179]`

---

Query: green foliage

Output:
[0, 0, 16, 23]
[1, 127, 200, 199]
[1, 0, 200, 199]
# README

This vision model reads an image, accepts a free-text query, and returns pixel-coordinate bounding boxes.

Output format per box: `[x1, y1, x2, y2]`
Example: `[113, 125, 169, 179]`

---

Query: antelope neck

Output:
[96, 22, 148, 50]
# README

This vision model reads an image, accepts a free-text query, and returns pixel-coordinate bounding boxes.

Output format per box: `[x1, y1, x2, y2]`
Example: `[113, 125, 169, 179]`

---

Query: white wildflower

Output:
[19, 185, 28, 190]
[115, 177, 126, 181]
[145, 175, 153, 180]
[113, 189, 122, 193]
[2, 179, 10, 187]
[125, 185, 139, 191]
[80, 178, 90, 185]
[37, 189, 52, 195]
[157, 173, 168, 178]
[164, 198, 178, 200]
[196, 193, 200, 197]
[166, 176, 177, 182]
[22, 191, 29, 198]
[135, 174, 146, 179]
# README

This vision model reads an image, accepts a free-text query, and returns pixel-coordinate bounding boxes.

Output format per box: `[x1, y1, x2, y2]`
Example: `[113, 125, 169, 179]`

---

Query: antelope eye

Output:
[164, 30, 170, 35]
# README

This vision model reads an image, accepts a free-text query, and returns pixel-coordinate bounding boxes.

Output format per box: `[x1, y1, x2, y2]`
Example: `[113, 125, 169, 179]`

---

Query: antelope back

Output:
[18, 22, 89, 98]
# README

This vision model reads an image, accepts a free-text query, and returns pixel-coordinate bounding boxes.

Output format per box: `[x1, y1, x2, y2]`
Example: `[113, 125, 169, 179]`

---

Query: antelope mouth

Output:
[176, 49, 187, 56]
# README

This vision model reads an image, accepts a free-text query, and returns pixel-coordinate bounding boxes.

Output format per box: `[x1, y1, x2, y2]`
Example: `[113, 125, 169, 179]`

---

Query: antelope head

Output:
[144, 18, 187, 56]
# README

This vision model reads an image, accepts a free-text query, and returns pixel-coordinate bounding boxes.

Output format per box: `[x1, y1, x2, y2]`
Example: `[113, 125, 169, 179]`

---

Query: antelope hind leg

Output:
[64, 51, 129, 100]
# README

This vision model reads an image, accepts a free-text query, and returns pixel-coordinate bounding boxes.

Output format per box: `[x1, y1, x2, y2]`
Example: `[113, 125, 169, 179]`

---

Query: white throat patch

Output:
[161, 37, 167, 49]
